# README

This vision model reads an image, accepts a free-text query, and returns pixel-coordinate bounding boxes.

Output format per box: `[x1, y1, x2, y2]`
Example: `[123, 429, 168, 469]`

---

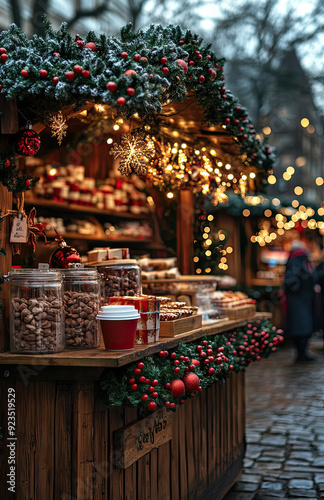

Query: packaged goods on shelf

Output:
[104, 221, 152, 240]
[137, 257, 178, 271]
[210, 291, 255, 309]
[141, 267, 180, 280]
[87, 248, 130, 262]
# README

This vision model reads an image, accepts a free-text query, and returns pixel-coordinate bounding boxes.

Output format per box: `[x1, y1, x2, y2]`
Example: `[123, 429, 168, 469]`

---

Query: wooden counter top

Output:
[0, 313, 272, 368]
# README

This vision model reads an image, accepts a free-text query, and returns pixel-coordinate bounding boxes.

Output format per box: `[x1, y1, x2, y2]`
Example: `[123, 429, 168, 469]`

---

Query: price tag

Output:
[10, 215, 28, 243]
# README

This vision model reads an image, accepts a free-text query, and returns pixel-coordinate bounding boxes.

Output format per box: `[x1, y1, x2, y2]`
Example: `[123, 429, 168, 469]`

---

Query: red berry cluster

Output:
[128, 361, 159, 411]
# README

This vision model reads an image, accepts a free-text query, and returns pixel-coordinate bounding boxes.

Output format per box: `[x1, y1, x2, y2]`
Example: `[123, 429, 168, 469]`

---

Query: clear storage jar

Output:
[96, 259, 141, 303]
[9, 268, 64, 354]
[61, 267, 100, 348]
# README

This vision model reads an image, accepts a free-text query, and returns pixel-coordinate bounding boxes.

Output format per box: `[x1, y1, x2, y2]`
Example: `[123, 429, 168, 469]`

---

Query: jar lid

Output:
[9, 268, 62, 280]
[97, 305, 140, 320]
[61, 267, 99, 278]
[89, 259, 138, 267]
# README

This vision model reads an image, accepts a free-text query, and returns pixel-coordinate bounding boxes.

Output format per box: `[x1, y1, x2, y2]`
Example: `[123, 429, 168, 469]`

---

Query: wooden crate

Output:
[159, 314, 202, 337]
[219, 304, 256, 320]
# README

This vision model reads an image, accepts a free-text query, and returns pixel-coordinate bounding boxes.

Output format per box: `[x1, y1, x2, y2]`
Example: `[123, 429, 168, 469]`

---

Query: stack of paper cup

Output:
[97, 305, 140, 350]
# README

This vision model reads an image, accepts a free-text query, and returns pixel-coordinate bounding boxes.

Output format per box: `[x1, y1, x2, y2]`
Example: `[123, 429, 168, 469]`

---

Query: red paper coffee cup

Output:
[97, 305, 140, 351]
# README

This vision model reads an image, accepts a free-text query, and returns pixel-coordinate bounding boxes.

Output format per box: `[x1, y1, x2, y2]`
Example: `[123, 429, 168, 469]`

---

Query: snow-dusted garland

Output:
[0, 18, 275, 193]
[100, 318, 283, 414]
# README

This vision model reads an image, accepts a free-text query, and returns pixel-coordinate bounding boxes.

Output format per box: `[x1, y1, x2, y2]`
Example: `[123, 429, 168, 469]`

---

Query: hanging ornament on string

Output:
[15, 121, 41, 156]
[109, 130, 155, 176]
[49, 230, 81, 268]
[47, 111, 68, 145]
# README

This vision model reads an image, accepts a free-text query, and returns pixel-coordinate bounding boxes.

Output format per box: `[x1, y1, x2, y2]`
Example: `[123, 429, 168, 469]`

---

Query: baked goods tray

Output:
[159, 314, 202, 338]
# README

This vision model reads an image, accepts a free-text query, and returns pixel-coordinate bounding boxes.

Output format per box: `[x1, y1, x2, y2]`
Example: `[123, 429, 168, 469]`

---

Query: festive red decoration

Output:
[141, 56, 148, 62]
[198, 75, 205, 83]
[81, 69, 90, 78]
[242, 134, 248, 140]
[124, 69, 137, 77]
[84, 42, 97, 51]
[162, 67, 169, 74]
[170, 379, 185, 398]
[4, 159, 10, 167]
[184, 373, 200, 393]
[131, 384, 138, 390]
[134, 54, 140, 61]
[76, 40, 83, 47]
[191, 358, 200, 366]
[0, 48, 6, 53]
[175, 59, 188, 73]
[160, 57, 167, 64]
[197, 54, 202, 60]
[107, 81, 117, 91]
[53, 52, 60, 57]
[121, 52, 128, 58]
[189, 61, 195, 66]
[49, 233, 81, 269]
[65, 71, 75, 81]
[39, 69, 47, 78]
[152, 379, 159, 386]
[15, 127, 41, 157]
[116, 97, 126, 106]
[52, 76, 58, 85]
[127, 87, 135, 96]
[1, 54, 8, 62]
[21, 69, 29, 77]
[179, 40, 184, 45]
[147, 402, 157, 411]
[25, 179, 31, 186]
[224, 118, 230, 125]
[73, 65, 82, 74]
[142, 394, 148, 401]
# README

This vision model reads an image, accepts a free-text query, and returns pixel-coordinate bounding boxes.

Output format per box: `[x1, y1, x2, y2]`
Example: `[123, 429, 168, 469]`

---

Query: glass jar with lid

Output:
[61, 266, 100, 348]
[94, 259, 141, 303]
[9, 267, 64, 354]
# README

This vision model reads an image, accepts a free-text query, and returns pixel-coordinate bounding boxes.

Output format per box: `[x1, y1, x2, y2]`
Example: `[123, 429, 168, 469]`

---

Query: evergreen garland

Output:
[100, 318, 283, 414]
[0, 18, 275, 193]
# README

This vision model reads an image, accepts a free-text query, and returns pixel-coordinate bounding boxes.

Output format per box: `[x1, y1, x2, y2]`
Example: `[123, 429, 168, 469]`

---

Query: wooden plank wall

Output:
[0, 369, 245, 500]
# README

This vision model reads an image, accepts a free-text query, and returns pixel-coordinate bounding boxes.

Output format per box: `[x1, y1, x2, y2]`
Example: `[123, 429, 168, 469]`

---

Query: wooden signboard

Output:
[114, 408, 173, 469]
[219, 304, 256, 320]
[159, 314, 202, 337]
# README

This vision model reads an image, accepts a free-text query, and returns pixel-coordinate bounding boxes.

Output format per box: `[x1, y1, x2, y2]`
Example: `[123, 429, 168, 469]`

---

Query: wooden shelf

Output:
[44, 231, 153, 245]
[24, 197, 150, 220]
[0, 313, 272, 368]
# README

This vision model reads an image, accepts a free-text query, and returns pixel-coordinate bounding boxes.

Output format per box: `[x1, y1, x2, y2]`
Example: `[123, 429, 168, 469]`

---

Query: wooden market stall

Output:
[0, 20, 277, 500]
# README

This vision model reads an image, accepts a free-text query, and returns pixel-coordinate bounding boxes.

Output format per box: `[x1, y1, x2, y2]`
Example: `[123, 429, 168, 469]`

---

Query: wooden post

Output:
[177, 190, 194, 275]
[0, 184, 12, 351]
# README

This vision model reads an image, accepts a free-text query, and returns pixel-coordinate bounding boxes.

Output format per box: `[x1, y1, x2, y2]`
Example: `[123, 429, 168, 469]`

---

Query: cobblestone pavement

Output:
[223, 335, 324, 500]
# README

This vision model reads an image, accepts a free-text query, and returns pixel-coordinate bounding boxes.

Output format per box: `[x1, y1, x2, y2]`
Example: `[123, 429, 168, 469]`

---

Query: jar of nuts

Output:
[61, 267, 100, 348]
[9, 268, 64, 354]
[94, 259, 141, 303]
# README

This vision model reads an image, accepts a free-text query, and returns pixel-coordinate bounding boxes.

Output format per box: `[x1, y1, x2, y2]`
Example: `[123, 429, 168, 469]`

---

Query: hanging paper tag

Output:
[10, 215, 28, 243]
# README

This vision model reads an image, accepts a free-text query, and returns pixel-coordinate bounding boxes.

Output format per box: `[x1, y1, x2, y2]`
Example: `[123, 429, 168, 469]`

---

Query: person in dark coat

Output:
[284, 237, 317, 362]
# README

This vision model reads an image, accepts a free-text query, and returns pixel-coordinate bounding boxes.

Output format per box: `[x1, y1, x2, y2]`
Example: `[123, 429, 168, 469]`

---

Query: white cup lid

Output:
[97, 305, 140, 320]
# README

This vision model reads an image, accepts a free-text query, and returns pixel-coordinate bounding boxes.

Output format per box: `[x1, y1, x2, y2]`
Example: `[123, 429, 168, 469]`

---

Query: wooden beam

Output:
[177, 190, 194, 275]
[0, 184, 12, 351]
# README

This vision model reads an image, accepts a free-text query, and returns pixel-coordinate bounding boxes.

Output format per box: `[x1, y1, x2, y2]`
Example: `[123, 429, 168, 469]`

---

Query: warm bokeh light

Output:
[292, 199, 299, 208]
[167, 192, 174, 199]
[49, 168, 57, 176]
[107, 137, 113, 144]
[295, 156, 306, 167]
[287, 166, 295, 175]
[264, 209, 272, 217]
[272, 198, 280, 206]
[243, 209, 250, 217]
[249, 172, 256, 179]
[316, 177, 324, 186]
[307, 125, 315, 134]
[262, 126, 272, 135]
[207, 215, 214, 221]
[301, 118, 309, 127]
[226, 246, 233, 254]
[283, 172, 291, 181]
[294, 186, 303, 196]
[268, 175, 277, 184]
[193, 256, 199, 262]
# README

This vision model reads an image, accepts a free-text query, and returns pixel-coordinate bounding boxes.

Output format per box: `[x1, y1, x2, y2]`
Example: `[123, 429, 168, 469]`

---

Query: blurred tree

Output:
[211, 0, 324, 125]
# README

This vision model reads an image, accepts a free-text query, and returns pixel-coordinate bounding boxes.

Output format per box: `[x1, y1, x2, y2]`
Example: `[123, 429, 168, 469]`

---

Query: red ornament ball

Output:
[107, 81, 117, 91]
[76, 40, 83, 47]
[124, 69, 137, 78]
[131, 384, 138, 391]
[224, 118, 230, 125]
[25, 179, 31, 186]
[0, 48, 6, 53]
[49, 238, 81, 269]
[65, 71, 75, 81]
[147, 402, 157, 411]
[189, 61, 195, 66]
[234, 119, 240, 125]
[134, 54, 140, 61]
[141, 56, 148, 62]
[138, 362, 144, 369]
[15, 128, 41, 157]
[4, 159, 10, 167]
[162, 67, 169, 74]
[21, 69, 29, 78]
[170, 379, 185, 398]
[175, 59, 188, 73]
[184, 373, 200, 393]
[52, 76, 59, 85]
[81, 70, 90, 78]
[39, 69, 47, 78]
[1, 54, 8, 62]
[198, 75, 205, 83]
[242, 134, 248, 140]
[141, 394, 148, 401]
[84, 42, 97, 51]
[152, 379, 159, 386]
[179, 40, 185, 45]
[73, 65, 82, 74]
[160, 57, 167, 64]
[208, 367, 215, 375]
[121, 52, 128, 59]
[53, 52, 60, 57]
[197, 54, 202, 60]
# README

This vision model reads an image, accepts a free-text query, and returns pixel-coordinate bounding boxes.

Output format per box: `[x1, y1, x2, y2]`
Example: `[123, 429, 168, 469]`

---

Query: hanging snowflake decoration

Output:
[47, 111, 68, 145]
[109, 131, 155, 176]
